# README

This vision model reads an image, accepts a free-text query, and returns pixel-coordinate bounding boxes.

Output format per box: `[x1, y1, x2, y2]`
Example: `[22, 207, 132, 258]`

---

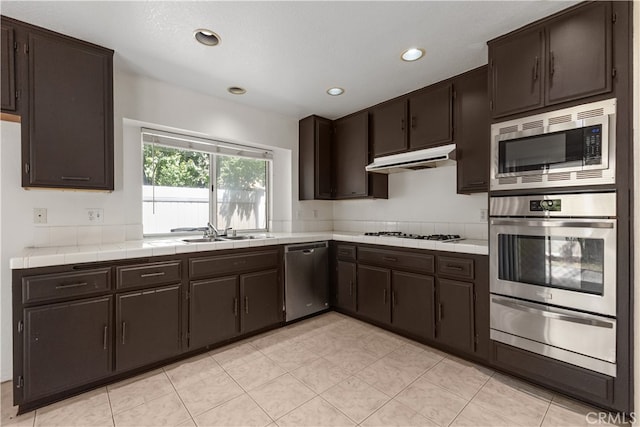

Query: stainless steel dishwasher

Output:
[284, 241, 329, 322]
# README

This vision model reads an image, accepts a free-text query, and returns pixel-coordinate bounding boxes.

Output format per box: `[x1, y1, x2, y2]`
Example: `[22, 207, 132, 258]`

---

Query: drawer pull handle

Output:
[103, 325, 108, 350]
[338, 250, 350, 256]
[60, 176, 91, 181]
[140, 272, 165, 278]
[55, 282, 88, 290]
[234, 297, 238, 316]
[469, 181, 486, 186]
[349, 281, 353, 296]
[438, 303, 443, 321]
[392, 291, 397, 306]
[121, 322, 127, 345]
[245, 297, 249, 314]
[234, 260, 247, 265]
[382, 256, 397, 262]
[446, 265, 464, 271]
[383, 289, 387, 304]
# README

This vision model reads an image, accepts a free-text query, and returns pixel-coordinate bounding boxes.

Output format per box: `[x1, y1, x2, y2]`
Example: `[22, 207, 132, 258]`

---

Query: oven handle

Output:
[491, 297, 614, 329]
[490, 219, 614, 229]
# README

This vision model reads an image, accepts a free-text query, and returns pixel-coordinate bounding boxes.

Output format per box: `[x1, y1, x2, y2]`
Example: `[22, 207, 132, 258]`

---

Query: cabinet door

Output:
[116, 285, 181, 372]
[371, 99, 408, 156]
[24, 31, 113, 189]
[455, 66, 490, 194]
[334, 111, 369, 198]
[240, 269, 281, 334]
[1, 24, 16, 111]
[546, 2, 612, 105]
[189, 277, 239, 349]
[489, 29, 544, 118]
[408, 84, 453, 150]
[357, 264, 390, 325]
[299, 115, 333, 200]
[23, 296, 112, 401]
[437, 279, 474, 353]
[336, 261, 357, 312]
[391, 271, 435, 340]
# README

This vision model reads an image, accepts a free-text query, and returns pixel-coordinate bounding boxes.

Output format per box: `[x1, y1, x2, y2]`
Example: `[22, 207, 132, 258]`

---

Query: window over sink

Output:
[141, 129, 271, 235]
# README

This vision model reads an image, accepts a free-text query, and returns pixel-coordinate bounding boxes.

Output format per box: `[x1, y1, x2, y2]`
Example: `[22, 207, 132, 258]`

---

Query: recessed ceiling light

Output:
[228, 86, 246, 95]
[194, 29, 221, 46]
[327, 87, 344, 96]
[401, 48, 425, 62]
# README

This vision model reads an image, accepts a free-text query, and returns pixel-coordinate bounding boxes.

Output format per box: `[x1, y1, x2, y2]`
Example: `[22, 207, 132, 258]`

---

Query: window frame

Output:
[141, 129, 272, 237]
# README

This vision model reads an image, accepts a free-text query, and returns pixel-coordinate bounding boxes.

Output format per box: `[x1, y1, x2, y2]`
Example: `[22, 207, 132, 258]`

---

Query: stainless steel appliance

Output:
[490, 98, 616, 191]
[489, 192, 617, 376]
[363, 231, 464, 242]
[284, 242, 329, 322]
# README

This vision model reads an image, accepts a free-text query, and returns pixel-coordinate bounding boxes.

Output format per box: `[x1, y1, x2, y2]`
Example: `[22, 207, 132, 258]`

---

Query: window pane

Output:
[142, 144, 210, 234]
[215, 156, 267, 231]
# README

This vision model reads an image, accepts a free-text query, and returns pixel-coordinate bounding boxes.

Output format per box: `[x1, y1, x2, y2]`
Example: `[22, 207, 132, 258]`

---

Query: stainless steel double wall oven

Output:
[488, 99, 618, 377]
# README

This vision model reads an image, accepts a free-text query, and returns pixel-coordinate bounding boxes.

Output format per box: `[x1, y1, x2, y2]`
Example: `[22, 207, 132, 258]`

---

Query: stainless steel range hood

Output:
[365, 144, 457, 174]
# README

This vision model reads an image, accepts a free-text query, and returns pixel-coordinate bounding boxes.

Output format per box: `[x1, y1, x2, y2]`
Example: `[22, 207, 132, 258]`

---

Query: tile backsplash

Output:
[31, 224, 143, 247]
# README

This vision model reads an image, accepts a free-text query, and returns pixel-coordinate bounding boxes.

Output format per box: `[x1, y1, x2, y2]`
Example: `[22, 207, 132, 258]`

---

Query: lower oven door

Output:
[490, 217, 616, 316]
[490, 295, 616, 376]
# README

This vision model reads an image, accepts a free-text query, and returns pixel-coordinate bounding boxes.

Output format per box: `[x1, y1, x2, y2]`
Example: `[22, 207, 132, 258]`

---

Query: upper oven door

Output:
[490, 217, 616, 316]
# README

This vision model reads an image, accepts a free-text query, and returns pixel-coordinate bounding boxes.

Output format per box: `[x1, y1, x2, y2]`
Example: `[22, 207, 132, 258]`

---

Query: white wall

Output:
[333, 166, 488, 239]
[0, 70, 335, 382]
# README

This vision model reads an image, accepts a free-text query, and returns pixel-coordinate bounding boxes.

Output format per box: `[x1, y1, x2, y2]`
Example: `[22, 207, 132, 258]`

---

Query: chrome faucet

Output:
[171, 223, 232, 238]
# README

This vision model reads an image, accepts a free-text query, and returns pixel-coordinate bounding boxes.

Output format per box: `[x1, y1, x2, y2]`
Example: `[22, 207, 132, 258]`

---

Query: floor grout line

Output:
[163, 366, 198, 426]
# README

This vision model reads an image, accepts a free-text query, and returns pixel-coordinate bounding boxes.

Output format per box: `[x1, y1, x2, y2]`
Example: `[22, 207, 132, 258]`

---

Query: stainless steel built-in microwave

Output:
[490, 98, 616, 191]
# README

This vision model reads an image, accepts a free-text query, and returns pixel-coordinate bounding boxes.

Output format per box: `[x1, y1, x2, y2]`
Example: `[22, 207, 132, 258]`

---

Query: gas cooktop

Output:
[363, 231, 464, 242]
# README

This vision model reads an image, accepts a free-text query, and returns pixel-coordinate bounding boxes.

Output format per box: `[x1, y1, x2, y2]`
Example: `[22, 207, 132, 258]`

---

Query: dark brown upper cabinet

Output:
[455, 66, 490, 194]
[489, 28, 544, 118]
[1, 24, 16, 111]
[370, 99, 408, 157]
[545, 2, 612, 105]
[489, 2, 612, 119]
[408, 83, 453, 150]
[334, 111, 388, 199]
[0, 16, 114, 190]
[299, 115, 333, 200]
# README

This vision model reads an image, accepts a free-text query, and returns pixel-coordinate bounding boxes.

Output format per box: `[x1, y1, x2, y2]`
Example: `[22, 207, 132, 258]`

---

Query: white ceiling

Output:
[1, 1, 578, 120]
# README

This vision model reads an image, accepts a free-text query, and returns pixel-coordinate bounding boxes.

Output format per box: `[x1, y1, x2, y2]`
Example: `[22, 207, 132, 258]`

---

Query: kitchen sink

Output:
[219, 235, 255, 240]
[182, 237, 226, 243]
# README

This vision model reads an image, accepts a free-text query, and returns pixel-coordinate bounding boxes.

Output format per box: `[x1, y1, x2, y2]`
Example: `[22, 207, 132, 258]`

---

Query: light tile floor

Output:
[1, 312, 628, 427]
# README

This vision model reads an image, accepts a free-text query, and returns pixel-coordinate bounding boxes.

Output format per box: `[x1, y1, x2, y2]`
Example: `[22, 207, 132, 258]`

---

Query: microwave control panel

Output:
[529, 199, 562, 212]
[584, 125, 602, 165]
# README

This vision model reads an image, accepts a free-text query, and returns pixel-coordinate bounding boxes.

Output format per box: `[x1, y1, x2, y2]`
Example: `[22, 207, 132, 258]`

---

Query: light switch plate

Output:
[33, 208, 47, 224]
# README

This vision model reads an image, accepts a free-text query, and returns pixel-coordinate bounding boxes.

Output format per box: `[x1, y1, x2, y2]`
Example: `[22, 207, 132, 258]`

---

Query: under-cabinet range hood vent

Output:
[365, 144, 457, 174]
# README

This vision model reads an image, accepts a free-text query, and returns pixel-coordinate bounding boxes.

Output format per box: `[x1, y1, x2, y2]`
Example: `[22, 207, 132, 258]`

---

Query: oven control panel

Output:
[529, 199, 562, 212]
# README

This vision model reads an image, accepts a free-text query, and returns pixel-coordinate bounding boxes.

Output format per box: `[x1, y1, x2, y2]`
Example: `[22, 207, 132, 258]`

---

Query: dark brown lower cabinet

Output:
[189, 276, 239, 349]
[240, 269, 281, 334]
[23, 296, 112, 401]
[391, 271, 435, 339]
[116, 285, 181, 372]
[357, 264, 391, 325]
[436, 279, 474, 353]
[335, 260, 357, 313]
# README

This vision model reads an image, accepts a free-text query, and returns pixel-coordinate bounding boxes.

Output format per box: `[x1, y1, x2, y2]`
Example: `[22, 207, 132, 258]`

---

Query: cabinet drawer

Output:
[358, 247, 434, 274]
[190, 250, 279, 279]
[116, 261, 182, 290]
[22, 268, 111, 304]
[336, 244, 356, 260]
[437, 256, 474, 280]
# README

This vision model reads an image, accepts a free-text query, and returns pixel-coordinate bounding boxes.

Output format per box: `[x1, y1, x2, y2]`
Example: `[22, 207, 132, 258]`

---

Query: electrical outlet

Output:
[33, 208, 47, 224]
[480, 209, 488, 222]
[86, 208, 104, 223]
[313, 209, 318, 219]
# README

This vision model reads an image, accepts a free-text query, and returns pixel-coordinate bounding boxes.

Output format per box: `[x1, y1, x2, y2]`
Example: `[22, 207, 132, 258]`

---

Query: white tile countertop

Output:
[9, 232, 488, 269]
